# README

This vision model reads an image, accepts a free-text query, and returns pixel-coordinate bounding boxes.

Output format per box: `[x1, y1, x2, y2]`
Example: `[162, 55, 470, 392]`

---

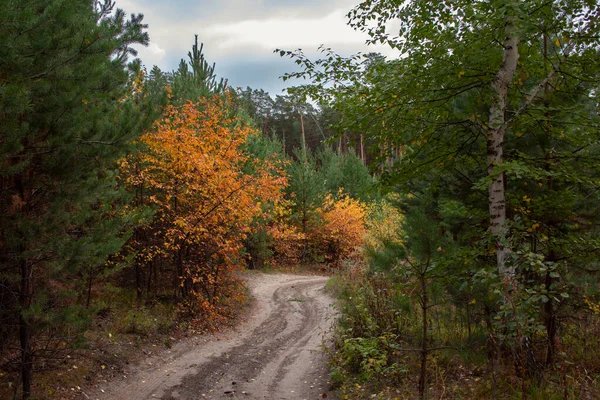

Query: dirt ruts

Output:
[88, 273, 336, 400]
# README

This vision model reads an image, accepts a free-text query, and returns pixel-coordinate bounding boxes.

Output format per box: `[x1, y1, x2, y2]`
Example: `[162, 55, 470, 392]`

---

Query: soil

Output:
[84, 273, 336, 400]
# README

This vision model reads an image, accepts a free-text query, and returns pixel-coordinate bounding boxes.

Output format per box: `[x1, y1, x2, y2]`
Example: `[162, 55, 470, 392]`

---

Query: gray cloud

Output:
[117, 0, 388, 94]
[220, 57, 293, 95]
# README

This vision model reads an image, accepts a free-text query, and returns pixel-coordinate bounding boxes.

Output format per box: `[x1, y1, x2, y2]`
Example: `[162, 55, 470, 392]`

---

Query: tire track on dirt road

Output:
[88, 273, 336, 400]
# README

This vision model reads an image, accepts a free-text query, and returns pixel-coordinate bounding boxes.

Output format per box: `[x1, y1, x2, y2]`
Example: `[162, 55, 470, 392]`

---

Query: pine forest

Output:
[1, 1, 600, 399]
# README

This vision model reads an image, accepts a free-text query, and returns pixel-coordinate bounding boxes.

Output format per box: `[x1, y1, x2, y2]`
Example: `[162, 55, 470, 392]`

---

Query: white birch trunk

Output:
[488, 17, 519, 279]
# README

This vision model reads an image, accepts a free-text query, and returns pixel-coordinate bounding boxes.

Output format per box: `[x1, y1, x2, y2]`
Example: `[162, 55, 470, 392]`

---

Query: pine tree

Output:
[287, 148, 327, 236]
[170, 35, 228, 103]
[0, 1, 149, 398]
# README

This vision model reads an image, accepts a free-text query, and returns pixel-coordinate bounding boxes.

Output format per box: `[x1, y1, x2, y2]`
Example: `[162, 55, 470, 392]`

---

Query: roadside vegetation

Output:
[281, 1, 600, 398]
[1, 1, 599, 399]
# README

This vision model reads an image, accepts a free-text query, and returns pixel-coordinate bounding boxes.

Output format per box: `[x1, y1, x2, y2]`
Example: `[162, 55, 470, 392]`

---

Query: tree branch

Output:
[505, 41, 576, 128]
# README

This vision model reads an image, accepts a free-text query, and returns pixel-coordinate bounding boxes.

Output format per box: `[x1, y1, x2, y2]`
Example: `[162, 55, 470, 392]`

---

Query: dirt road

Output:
[88, 273, 336, 400]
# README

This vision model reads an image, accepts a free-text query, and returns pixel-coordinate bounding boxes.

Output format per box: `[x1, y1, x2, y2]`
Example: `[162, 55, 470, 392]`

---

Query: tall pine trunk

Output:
[15, 175, 34, 400]
[418, 271, 428, 400]
[19, 257, 33, 400]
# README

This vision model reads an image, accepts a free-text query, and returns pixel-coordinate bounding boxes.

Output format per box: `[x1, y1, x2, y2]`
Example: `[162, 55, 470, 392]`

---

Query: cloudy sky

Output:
[116, 0, 391, 95]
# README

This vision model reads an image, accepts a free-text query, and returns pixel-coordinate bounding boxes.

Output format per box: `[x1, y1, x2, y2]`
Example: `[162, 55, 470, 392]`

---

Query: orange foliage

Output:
[120, 94, 287, 322]
[312, 193, 367, 265]
[268, 193, 367, 267]
[268, 201, 305, 266]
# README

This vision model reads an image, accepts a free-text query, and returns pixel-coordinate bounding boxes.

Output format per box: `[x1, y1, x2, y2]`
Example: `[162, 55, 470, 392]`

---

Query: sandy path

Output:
[87, 273, 336, 400]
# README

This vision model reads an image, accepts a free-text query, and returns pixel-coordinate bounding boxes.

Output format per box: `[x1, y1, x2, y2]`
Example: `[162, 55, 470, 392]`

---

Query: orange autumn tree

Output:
[120, 94, 286, 323]
[309, 193, 367, 266]
[268, 198, 306, 266]
[267, 194, 367, 268]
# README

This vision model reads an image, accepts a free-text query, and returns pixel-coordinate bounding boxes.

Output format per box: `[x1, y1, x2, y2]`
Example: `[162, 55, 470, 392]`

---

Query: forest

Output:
[1, 0, 599, 399]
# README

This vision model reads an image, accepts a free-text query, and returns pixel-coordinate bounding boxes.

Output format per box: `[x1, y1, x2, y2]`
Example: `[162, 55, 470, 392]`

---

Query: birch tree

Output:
[279, 0, 600, 375]
[279, 0, 599, 281]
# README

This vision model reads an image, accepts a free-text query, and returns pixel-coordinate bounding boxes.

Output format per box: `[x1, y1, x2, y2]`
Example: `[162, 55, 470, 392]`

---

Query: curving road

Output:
[89, 273, 336, 400]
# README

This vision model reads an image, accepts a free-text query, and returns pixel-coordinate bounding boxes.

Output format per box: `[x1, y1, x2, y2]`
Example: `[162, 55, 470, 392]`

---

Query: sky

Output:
[116, 0, 393, 95]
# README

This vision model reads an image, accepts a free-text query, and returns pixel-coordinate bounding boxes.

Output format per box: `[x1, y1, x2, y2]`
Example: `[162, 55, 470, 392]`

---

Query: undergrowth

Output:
[0, 273, 251, 400]
[327, 264, 600, 399]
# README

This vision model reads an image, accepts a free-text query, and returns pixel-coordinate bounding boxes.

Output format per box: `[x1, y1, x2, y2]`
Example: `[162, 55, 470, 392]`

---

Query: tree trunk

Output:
[19, 258, 33, 400]
[86, 269, 94, 308]
[544, 270, 557, 365]
[176, 247, 186, 298]
[135, 262, 143, 301]
[542, 35, 558, 366]
[418, 272, 428, 400]
[299, 109, 306, 151]
[487, 17, 519, 279]
[360, 134, 365, 165]
[16, 175, 34, 400]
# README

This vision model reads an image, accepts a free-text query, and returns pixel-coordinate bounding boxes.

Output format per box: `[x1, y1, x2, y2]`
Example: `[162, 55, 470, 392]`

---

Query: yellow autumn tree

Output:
[310, 193, 367, 266]
[268, 198, 306, 266]
[120, 94, 287, 324]
[364, 193, 404, 252]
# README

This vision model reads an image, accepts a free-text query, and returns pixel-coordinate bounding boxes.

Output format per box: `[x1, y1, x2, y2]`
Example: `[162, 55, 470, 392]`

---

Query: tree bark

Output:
[418, 272, 428, 400]
[15, 174, 34, 400]
[487, 17, 519, 279]
[360, 134, 365, 165]
[299, 108, 306, 152]
[19, 257, 33, 400]
[544, 269, 557, 365]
